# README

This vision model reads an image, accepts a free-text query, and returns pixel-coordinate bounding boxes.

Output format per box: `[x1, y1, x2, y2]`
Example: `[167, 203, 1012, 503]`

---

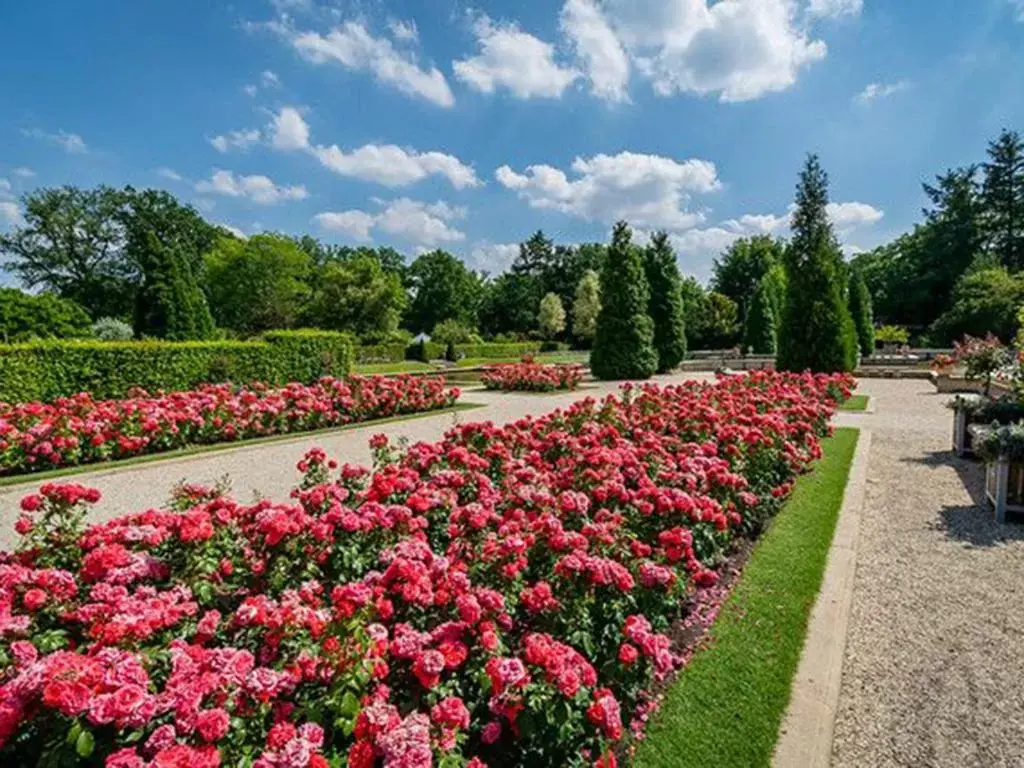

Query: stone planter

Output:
[985, 456, 1024, 524]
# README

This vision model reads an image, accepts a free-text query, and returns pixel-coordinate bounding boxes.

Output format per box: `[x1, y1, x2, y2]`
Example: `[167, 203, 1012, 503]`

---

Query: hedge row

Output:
[0, 330, 354, 403]
[359, 341, 546, 364]
[356, 343, 409, 364]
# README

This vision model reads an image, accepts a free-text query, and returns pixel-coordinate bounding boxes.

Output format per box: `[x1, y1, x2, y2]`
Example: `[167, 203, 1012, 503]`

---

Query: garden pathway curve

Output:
[831, 379, 1024, 767]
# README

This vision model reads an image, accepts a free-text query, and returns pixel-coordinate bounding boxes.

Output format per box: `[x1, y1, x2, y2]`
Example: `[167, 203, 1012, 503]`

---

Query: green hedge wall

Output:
[0, 330, 354, 403]
[357, 343, 409, 363]
[456, 342, 542, 359]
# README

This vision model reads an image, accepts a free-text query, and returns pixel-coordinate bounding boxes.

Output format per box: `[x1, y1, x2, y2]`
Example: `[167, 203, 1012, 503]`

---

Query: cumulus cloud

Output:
[210, 128, 262, 153]
[465, 241, 520, 273]
[807, 0, 864, 19]
[600, 0, 829, 102]
[827, 201, 884, 230]
[453, 14, 580, 99]
[315, 198, 466, 248]
[0, 202, 23, 227]
[195, 169, 308, 205]
[11, 168, 35, 178]
[23, 128, 88, 154]
[292, 22, 455, 107]
[496, 151, 720, 231]
[388, 18, 418, 42]
[260, 70, 281, 87]
[269, 107, 479, 189]
[269, 107, 311, 151]
[855, 80, 910, 104]
[560, 0, 631, 102]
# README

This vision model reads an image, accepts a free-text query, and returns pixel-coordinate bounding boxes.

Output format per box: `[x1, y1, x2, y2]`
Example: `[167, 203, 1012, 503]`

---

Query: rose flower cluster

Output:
[480, 362, 584, 393]
[0, 375, 459, 477]
[0, 371, 850, 768]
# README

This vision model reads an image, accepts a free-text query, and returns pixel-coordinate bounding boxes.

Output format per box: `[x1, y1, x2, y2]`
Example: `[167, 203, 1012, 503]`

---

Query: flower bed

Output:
[0, 375, 459, 476]
[0, 371, 851, 767]
[480, 362, 584, 392]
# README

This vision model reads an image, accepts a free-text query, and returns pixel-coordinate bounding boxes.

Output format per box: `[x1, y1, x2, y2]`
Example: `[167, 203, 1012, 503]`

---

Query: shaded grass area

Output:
[352, 361, 435, 375]
[840, 395, 870, 412]
[633, 428, 859, 768]
[0, 403, 485, 489]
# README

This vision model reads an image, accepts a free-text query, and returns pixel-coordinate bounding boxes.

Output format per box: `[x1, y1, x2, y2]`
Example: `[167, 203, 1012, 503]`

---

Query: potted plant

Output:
[948, 396, 1024, 457]
[977, 423, 1024, 523]
[876, 325, 910, 355]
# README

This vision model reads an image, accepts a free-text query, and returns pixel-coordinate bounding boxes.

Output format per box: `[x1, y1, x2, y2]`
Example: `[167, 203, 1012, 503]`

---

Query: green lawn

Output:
[353, 361, 436, 375]
[634, 428, 859, 768]
[839, 394, 870, 412]
[0, 403, 484, 489]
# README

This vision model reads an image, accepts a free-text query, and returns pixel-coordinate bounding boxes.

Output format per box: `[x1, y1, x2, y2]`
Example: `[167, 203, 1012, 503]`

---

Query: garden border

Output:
[772, 428, 872, 768]
[0, 403, 485, 490]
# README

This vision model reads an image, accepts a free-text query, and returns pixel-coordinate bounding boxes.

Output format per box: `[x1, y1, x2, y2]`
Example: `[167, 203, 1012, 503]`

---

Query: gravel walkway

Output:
[0, 374, 712, 549]
[832, 379, 1024, 767]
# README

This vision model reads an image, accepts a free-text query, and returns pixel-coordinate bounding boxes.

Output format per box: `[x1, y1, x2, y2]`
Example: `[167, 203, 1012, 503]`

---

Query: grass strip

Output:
[839, 395, 869, 412]
[0, 403, 485, 489]
[633, 427, 859, 768]
[353, 361, 436, 375]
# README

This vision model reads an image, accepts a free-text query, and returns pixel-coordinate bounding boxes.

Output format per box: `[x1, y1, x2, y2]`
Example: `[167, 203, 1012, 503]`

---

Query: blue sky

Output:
[1, 0, 1023, 281]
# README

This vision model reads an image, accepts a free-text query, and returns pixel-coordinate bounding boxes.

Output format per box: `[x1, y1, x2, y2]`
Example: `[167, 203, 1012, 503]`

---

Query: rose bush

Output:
[0, 376, 459, 476]
[0, 371, 851, 767]
[480, 362, 583, 393]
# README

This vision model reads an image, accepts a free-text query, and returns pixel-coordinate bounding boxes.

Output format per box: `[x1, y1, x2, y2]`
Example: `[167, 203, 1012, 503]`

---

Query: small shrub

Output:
[89, 317, 134, 341]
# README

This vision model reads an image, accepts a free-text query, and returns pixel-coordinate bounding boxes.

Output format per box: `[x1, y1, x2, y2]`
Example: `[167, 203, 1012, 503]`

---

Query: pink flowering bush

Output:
[0, 371, 850, 768]
[481, 362, 583, 392]
[0, 375, 459, 477]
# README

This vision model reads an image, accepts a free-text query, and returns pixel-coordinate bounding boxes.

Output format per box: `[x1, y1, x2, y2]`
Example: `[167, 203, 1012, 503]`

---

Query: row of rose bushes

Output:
[480, 362, 584, 393]
[0, 371, 852, 767]
[0, 376, 460, 476]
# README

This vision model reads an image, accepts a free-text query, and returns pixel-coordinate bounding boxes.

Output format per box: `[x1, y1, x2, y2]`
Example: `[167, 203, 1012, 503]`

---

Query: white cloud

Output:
[0, 201, 23, 227]
[156, 167, 184, 182]
[313, 210, 378, 241]
[602, 0, 828, 102]
[466, 241, 520, 273]
[388, 18, 418, 42]
[1010, 0, 1024, 21]
[23, 128, 88, 154]
[560, 0, 631, 102]
[315, 198, 466, 247]
[292, 22, 455, 107]
[269, 107, 479, 189]
[195, 169, 308, 205]
[0, 178, 10, 196]
[496, 151, 720, 230]
[210, 128, 262, 153]
[11, 167, 35, 178]
[855, 80, 910, 104]
[827, 201, 884, 230]
[269, 107, 311, 151]
[216, 222, 247, 239]
[260, 70, 281, 87]
[243, 84, 259, 97]
[807, 0, 864, 19]
[453, 15, 580, 99]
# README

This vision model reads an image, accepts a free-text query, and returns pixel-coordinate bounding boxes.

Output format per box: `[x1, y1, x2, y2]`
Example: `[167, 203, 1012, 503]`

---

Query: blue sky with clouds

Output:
[2, 0, 1023, 281]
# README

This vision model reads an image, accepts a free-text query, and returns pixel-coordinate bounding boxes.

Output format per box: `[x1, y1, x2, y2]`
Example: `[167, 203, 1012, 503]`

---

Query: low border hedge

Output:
[0, 330, 354, 403]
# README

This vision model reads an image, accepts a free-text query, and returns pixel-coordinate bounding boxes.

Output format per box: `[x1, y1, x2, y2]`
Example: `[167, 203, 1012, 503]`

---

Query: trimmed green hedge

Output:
[357, 344, 409, 364]
[0, 330, 354, 403]
[456, 342, 542, 359]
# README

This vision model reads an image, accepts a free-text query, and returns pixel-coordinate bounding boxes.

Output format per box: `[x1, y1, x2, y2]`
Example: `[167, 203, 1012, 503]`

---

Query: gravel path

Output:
[832, 379, 1024, 767]
[0, 374, 712, 549]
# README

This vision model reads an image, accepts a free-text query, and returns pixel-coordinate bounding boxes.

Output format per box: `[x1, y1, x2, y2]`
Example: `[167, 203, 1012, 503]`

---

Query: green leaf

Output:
[75, 729, 95, 758]
[340, 691, 360, 717]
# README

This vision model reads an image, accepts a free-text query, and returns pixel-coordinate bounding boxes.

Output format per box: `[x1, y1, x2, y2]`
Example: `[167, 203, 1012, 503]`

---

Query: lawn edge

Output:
[772, 427, 871, 768]
[0, 403, 485, 490]
[633, 427, 861, 768]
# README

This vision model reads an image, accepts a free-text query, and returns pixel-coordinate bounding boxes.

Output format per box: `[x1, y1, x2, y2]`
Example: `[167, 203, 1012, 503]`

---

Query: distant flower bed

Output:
[0, 371, 850, 767]
[0, 375, 459, 476]
[481, 361, 584, 392]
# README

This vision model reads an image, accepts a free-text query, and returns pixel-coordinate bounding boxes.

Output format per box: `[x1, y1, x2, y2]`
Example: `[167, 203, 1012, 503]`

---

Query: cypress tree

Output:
[848, 267, 875, 356]
[591, 222, 658, 380]
[777, 155, 858, 373]
[134, 232, 215, 340]
[643, 231, 687, 372]
[743, 280, 777, 355]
